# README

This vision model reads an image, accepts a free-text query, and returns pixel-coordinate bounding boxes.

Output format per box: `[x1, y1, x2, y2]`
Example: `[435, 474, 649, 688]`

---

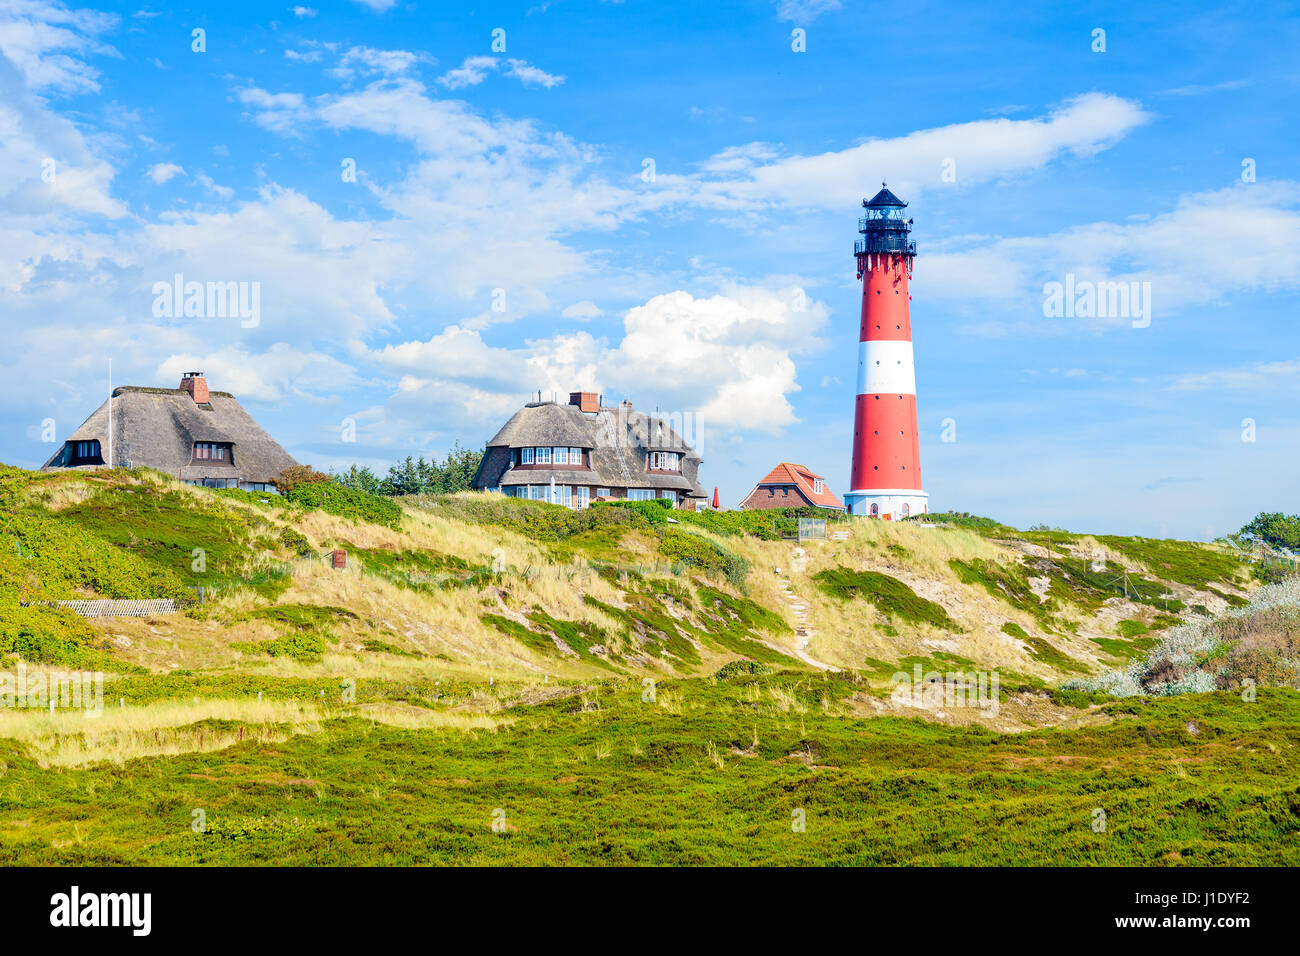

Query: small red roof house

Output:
[738, 463, 844, 511]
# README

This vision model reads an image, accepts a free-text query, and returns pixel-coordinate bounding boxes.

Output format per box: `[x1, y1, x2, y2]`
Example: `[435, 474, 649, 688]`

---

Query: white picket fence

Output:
[30, 599, 183, 618]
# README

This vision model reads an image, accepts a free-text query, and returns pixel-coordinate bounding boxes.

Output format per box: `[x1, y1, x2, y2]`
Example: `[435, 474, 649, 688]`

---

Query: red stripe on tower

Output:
[846, 183, 929, 519]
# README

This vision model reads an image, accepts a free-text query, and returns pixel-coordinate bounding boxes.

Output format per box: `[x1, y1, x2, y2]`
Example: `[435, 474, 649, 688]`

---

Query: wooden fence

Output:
[25, 598, 185, 618]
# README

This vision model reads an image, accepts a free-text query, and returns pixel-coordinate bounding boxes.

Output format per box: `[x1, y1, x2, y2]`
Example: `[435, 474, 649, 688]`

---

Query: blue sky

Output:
[2, 0, 1298, 538]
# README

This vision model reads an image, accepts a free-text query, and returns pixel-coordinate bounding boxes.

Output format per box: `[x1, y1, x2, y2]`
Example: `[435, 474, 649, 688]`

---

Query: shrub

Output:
[813, 567, 959, 630]
[274, 465, 330, 494]
[591, 499, 674, 523]
[283, 481, 402, 529]
[657, 529, 749, 588]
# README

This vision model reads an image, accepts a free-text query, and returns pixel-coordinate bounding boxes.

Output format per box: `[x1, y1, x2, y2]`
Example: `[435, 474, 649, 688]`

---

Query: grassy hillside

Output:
[1, 464, 1295, 865]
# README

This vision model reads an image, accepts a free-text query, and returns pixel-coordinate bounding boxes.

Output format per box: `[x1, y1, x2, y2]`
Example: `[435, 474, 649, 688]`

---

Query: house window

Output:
[69, 440, 102, 464]
[628, 488, 654, 501]
[596, 488, 610, 498]
[529, 485, 545, 500]
[649, 452, 680, 471]
[576, 486, 590, 509]
[554, 447, 568, 465]
[814, 479, 824, 494]
[660, 490, 674, 501]
[194, 442, 232, 462]
[570, 448, 583, 465]
[520, 447, 534, 464]
[535, 447, 551, 464]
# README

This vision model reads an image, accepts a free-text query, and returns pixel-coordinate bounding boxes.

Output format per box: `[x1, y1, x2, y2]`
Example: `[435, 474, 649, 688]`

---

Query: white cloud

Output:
[369, 284, 828, 436]
[924, 182, 1300, 324]
[290, 5, 317, 17]
[329, 45, 427, 82]
[193, 171, 233, 198]
[235, 86, 308, 134]
[0, 0, 119, 94]
[1171, 358, 1300, 392]
[674, 94, 1152, 212]
[146, 162, 183, 184]
[436, 55, 498, 90]
[561, 300, 603, 320]
[504, 58, 564, 88]
[351, 0, 398, 11]
[774, 0, 842, 23]
[436, 56, 564, 90]
[157, 343, 359, 403]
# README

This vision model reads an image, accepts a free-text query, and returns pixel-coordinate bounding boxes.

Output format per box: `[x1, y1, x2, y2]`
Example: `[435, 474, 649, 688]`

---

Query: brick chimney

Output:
[569, 391, 599, 414]
[180, 371, 209, 404]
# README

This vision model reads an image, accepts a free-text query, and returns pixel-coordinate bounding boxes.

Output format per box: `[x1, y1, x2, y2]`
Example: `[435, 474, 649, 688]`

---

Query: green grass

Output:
[998, 622, 1088, 674]
[949, 558, 1055, 628]
[814, 567, 960, 630]
[0, 678, 1295, 865]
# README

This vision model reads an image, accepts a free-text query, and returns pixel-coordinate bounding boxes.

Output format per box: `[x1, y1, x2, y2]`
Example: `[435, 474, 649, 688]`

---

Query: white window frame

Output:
[535, 447, 551, 464]
[520, 447, 534, 464]
[814, 478, 824, 494]
[596, 487, 610, 498]
[570, 447, 582, 465]
[576, 486, 590, 509]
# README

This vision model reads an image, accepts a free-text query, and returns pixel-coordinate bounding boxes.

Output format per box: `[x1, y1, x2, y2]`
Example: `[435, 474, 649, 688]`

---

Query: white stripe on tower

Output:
[856, 340, 916, 396]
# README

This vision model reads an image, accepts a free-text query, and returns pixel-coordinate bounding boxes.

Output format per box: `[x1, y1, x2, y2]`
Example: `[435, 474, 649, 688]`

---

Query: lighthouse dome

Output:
[864, 185, 907, 208]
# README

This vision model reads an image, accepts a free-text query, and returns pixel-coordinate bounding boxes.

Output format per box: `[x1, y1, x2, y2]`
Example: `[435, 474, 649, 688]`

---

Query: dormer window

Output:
[520, 447, 534, 464]
[535, 447, 551, 464]
[813, 479, 825, 494]
[194, 441, 233, 463]
[68, 440, 103, 465]
[649, 452, 680, 472]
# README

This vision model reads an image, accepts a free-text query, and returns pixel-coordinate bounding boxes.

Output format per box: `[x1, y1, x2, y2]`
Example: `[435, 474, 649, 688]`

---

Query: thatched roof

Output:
[475, 399, 706, 498]
[41, 385, 298, 484]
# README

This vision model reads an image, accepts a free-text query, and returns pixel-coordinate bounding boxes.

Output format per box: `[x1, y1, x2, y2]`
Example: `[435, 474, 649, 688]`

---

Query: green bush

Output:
[591, 499, 674, 523]
[657, 529, 749, 588]
[0, 600, 140, 671]
[284, 481, 402, 530]
[813, 566, 959, 630]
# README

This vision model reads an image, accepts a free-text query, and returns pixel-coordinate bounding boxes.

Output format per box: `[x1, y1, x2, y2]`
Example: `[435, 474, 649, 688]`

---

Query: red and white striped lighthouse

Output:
[846, 184, 928, 519]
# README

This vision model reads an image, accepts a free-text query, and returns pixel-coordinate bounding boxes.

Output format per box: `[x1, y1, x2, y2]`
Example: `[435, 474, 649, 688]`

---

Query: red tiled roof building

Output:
[738, 463, 845, 511]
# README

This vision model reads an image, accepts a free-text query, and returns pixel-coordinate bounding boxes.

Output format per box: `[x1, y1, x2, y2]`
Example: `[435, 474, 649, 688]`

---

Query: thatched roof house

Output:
[473, 391, 707, 509]
[41, 372, 298, 491]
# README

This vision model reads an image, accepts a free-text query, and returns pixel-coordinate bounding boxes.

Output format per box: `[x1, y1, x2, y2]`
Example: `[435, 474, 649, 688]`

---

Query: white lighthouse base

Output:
[844, 489, 929, 520]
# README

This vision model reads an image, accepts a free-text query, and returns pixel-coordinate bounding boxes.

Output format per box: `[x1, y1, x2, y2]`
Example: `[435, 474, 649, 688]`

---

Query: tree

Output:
[333, 444, 484, 498]
[1241, 512, 1300, 551]
[275, 464, 329, 494]
[333, 465, 383, 495]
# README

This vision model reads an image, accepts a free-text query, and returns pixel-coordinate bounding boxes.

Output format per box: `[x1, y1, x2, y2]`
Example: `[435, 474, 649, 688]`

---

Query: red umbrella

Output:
[712, 486, 720, 509]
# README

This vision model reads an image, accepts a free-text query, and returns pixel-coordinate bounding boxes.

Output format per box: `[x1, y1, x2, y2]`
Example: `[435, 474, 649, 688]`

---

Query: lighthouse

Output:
[845, 184, 928, 519]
